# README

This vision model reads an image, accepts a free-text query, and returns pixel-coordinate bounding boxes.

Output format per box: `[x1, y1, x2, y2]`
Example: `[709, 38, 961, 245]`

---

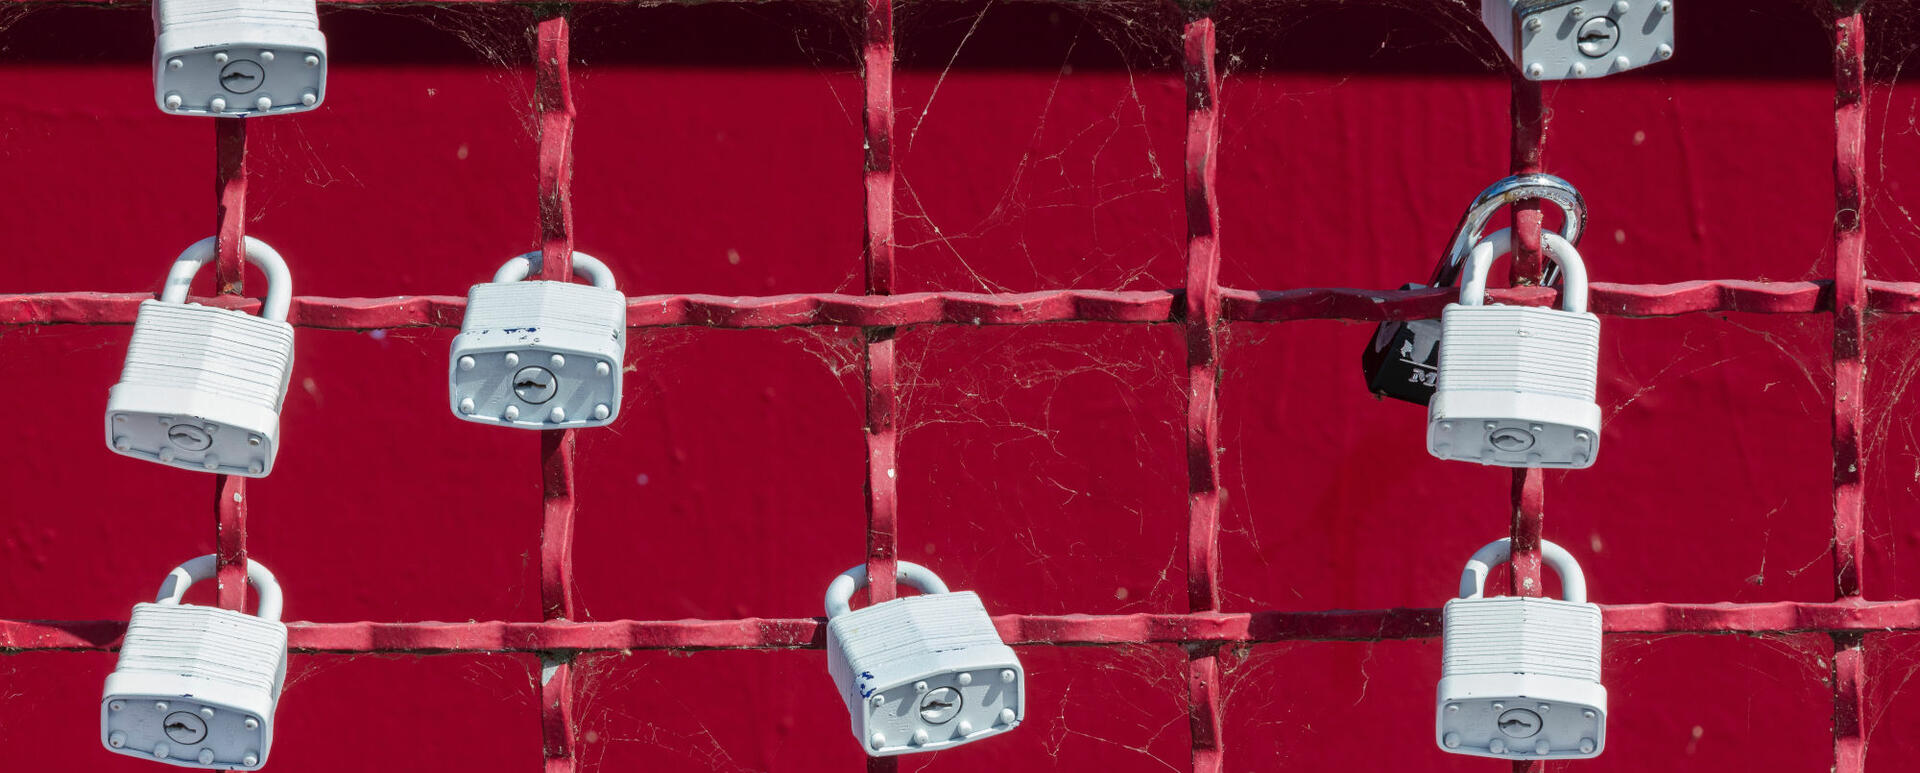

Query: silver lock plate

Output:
[106, 301, 294, 477]
[1484, 0, 1676, 80]
[451, 281, 627, 430]
[155, 0, 327, 115]
[826, 592, 1024, 756]
[1439, 595, 1606, 760]
[1429, 303, 1601, 468]
[103, 603, 287, 769]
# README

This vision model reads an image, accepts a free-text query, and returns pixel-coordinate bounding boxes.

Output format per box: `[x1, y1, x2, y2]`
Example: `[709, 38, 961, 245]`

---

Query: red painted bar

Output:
[1182, 17, 1224, 773]
[862, 3, 899, 771]
[531, 16, 581, 773]
[1830, 7, 1868, 773]
[1506, 70, 1551, 773]
[213, 117, 251, 612]
[10, 602, 1920, 654]
[6, 281, 1889, 331]
[861, 0, 898, 616]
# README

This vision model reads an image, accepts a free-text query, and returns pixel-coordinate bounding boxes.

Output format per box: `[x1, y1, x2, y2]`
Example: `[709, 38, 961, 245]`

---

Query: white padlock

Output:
[450, 252, 627, 430]
[107, 237, 295, 477]
[103, 555, 288, 770]
[1428, 228, 1601, 468]
[1438, 538, 1605, 760]
[1482, 0, 1675, 80]
[824, 562, 1024, 757]
[154, 0, 327, 115]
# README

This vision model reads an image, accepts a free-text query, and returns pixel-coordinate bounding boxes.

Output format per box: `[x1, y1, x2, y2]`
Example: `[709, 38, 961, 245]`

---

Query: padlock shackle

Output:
[154, 554, 284, 623]
[824, 561, 951, 619]
[1456, 229, 1589, 313]
[1458, 537, 1587, 604]
[159, 236, 294, 323]
[1433, 173, 1587, 288]
[493, 252, 617, 291]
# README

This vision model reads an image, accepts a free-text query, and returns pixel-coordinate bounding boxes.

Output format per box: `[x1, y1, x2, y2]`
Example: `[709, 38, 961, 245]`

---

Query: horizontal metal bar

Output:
[6, 600, 1917, 654]
[3, 280, 1912, 330]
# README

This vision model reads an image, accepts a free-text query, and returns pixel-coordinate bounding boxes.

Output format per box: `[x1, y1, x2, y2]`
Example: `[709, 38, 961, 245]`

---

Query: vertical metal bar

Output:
[1507, 75, 1549, 773]
[213, 117, 250, 611]
[1830, 6, 1868, 773]
[1183, 17, 1224, 773]
[862, 2, 899, 770]
[533, 14, 580, 773]
[861, 1, 898, 770]
[861, 0, 899, 624]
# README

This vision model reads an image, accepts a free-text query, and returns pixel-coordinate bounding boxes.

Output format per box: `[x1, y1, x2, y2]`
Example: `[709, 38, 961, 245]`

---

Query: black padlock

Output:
[1361, 174, 1588, 405]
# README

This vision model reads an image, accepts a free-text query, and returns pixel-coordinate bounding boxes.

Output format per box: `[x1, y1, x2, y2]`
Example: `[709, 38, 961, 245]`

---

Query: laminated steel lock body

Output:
[107, 237, 295, 477]
[1362, 174, 1586, 405]
[1483, 0, 1675, 81]
[1438, 538, 1605, 760]
[824, 562, 1024, 757]
[450, 253, 627, 430]
[1428, 227, 1601, 468]
[154, 0, 327, 115]
[103, 555, 288, 770]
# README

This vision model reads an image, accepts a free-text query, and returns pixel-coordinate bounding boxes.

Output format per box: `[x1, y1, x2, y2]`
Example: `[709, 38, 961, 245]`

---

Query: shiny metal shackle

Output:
[825, 561, 952, 619]
[1457, 537, 1587, 604]
[1432, 174, 1588, 288]
[1456, 229, 1590, 313]
[492, 251, 616, 291]
[158, 236, 294, 323]
[154, 553, 285, 623]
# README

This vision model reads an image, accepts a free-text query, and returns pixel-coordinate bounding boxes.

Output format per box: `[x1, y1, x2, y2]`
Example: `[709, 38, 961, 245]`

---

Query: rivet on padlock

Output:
[106, 237, 296, 477]
[1428, 227, 1602, 468]
[1438, 538, 1605, 760]
[1482, 0, 1675, 81]
[450, 252, 627, 430]
[1362, 174, 1586, 405]
[103, 555, 289, 770]
[154, 0, 327, 116]
[824, 562, 1024, 757]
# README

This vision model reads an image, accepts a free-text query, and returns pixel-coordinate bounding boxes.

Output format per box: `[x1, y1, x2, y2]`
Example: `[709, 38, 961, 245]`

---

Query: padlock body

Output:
[1361, 296, 1444, 405]
[1483, 0, 1675, 80]
[154, 0, 327, 116]
[107, 301, 294, 477]
[1429, 303, 1601, 468]
[451, 280, 627, 429]
[103, 603, 288, 770]
[826, 591, 1024, 757]
[1438, 596, 1606, 760]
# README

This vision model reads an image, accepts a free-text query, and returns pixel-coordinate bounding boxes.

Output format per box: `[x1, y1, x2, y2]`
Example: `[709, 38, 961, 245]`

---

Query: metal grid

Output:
[0, 3, 1904, 772]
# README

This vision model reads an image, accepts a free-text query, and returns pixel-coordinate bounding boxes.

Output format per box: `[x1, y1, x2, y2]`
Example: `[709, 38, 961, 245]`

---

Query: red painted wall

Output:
[4, 1, 1920, 770]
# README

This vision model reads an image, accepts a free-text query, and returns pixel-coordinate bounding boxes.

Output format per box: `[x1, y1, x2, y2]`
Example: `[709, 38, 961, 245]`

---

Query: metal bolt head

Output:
[199, 749, 216, 764]
[1577, 17, 1622, 57]
[513, 366, 559, 404]
[1443, 732, 1461, 748]
[868, 733, 886, 751]
[998, 708, 1016, 725]
[919, 687, 963, 724]
[244, 717, 260, 731]
[1580, 738, 1597, 754]
[1490, 738, 1507, 754]
[243, 752, 259, 766]
[1526, 16, 1543, 30]
[108, 731, 126, 747]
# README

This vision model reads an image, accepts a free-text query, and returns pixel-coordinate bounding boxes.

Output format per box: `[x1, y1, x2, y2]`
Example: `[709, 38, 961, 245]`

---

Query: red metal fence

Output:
[0, 2, 1906, 772]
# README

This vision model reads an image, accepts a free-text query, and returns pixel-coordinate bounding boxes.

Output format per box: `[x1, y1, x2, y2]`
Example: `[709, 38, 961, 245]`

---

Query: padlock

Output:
[1428, 226, 1600, 468]
[450, 252, 627, 429]
[1362, 174, 1586, 405]
[1438, 538, 1605, 760]
[824, 561, 1024, 756]
[1482, 0, 1675, 81]
[103, 555, 289, 770]
[154, 0, 327, 115]
[107, 236, 296, 477]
